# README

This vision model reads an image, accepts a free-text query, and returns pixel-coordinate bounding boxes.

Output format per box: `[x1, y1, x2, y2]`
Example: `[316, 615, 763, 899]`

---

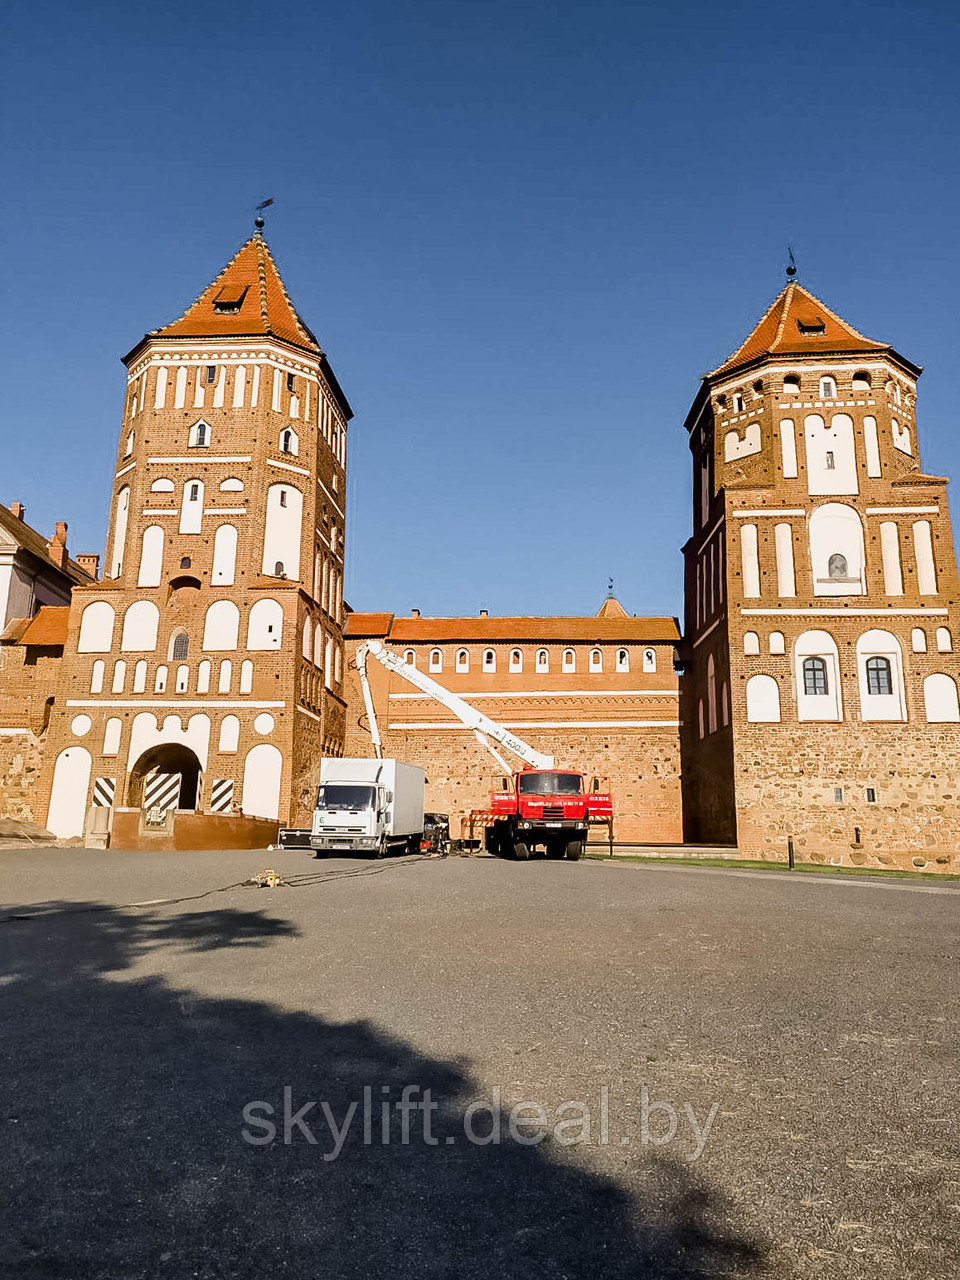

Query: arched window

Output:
[865, 656, 893, 697]
[924, 674, 960, 723]
[203, 600, 240, 651]
[170, 631, 189, 661]
[535, 649, 549, 673]
[280, 428, 299, 456]
[562, 649, 576, 673]
[212, 525, 238, 586]
[589, 649, 602, 672]
[616, 649, 629, 672]
[642, 649, 656, 673]
[247, 598, 283, 650]
[809, 504, 864, 594]
[154, 665, 168, 693]
[746, 674, 781, 722]
[509, 649, 522, 673]
[827, 553, 848, 579]
[856, 630, 905, 721]
[937, 627, 953, 653]
[733, 392, 744, 413]
[404, 650, 416, 667]
[743, 632, 760, 656]
[179, 479, 204, 533]
[482, 649, 496, 673]
[803, 656, 829, 695]
[852, 371, 872, 392]
[120, 601, 159, 652]
[429, 649, 442, 673]
[188, 420, 210, 447]
[175, 664, 189, 693]
[783, 375, 801, 394]
[819, 376, 837, 399]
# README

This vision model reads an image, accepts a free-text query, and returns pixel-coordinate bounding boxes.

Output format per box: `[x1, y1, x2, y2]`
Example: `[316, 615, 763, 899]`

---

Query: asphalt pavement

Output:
[1, 847, 957, 1278]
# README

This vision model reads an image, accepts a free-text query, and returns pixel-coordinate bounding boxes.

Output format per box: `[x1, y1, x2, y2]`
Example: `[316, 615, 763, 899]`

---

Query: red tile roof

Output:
[343, 612, 395, 637]
[710, 282, 888, 377]
[383, 615, 680, 643]
[151, 234, 321, 352]
[13, 606, 70, 647]
[0, 504, 93, 586]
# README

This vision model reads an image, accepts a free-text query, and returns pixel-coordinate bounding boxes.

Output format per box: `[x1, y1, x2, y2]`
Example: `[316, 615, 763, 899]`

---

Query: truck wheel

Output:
[565, 841, 584, 861]
[513, 841, 530, 861]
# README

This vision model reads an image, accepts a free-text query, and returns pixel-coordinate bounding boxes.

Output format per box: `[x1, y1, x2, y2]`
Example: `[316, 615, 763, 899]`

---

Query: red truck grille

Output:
[542, 806, 565, 819]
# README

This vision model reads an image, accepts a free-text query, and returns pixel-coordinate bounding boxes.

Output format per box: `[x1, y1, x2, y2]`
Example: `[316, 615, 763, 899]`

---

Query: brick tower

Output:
[681, 278, 960, 869]
[41, 225, 351, 844]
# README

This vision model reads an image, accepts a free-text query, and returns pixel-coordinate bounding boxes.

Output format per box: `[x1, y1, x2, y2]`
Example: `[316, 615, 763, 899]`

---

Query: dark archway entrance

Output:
[127, 744, 202, 812]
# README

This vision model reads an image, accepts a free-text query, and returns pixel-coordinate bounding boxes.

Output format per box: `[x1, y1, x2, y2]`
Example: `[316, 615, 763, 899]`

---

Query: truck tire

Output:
[513, 841, 530, 861]
[565, 840, 584, 861]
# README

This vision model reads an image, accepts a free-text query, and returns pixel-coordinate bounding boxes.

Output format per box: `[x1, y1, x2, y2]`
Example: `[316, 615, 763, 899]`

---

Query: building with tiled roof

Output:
[342, 597, 684, 842]
[0, 501, 95, 630]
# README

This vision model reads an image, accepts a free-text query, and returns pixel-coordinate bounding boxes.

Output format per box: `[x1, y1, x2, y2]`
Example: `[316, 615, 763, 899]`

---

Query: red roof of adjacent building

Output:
[11, 606, 70, 647]
[343, 612, 396, 637]
[710, 281, 889, 378]
[387, 616, 680, 642]
[150, 233, 321, 352]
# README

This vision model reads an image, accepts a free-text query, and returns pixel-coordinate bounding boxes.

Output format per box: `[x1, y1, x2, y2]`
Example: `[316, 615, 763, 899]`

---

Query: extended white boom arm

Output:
[354, 639, 555, 772]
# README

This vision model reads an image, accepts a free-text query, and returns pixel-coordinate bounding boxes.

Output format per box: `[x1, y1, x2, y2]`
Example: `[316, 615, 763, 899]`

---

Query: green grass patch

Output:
[586, 852, 960, 882]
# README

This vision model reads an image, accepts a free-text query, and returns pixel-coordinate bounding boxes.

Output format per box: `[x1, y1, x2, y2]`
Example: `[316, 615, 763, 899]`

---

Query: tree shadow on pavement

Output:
[0, 902, 772, 1278]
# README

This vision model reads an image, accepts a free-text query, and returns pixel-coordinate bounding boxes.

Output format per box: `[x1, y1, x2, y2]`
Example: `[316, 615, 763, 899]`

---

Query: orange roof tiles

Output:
[152, 234, 320, 352]
[596, 594, 628, 619]
[710, 282, 888, 377]
[15, 607, 70, 647]
[343, 612, 395, 637]
[385, 615, 680, 643]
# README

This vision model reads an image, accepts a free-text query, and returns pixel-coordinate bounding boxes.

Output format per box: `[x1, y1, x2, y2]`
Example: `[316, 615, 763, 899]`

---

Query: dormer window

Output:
[797, 317, 826, 335]
[212, 286, 247, 315]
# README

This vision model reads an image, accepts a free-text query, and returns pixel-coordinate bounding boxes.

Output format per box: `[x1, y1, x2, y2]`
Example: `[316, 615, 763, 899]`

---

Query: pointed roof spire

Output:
[597, 592, 628, 619]
[709, 281, 888, 378]
[150, 234, 321, 352]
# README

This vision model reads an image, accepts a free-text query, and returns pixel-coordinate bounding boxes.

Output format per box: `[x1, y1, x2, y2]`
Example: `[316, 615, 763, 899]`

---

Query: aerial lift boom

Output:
[354, 639, 555, 772]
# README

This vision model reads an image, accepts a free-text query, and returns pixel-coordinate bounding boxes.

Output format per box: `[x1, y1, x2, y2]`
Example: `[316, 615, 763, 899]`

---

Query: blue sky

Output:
[3, 0, 960, 620]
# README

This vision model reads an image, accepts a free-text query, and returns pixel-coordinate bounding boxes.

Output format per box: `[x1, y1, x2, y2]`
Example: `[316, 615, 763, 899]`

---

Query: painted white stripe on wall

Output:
[66, 699, 285, 708]
[389, 689, 679, 699]
[741, 607, 948, 616]
[388, 721, 681, 730]
[148, 456, 253, 464]
[733, 509, 806, 518]
[115, 462, 136, 479]
[268, 459, 310, 477]
[866, 506, 939, 515]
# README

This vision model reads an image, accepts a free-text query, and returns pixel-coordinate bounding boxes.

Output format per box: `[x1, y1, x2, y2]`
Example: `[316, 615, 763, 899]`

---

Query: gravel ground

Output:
[1, 847, 957, 1278]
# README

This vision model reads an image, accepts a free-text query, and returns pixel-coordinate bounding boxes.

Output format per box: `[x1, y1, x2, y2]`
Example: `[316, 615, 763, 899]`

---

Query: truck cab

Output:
[311, 780, 386, 854]
[487, 769, 612, 860]
[310, 758, 426, 857]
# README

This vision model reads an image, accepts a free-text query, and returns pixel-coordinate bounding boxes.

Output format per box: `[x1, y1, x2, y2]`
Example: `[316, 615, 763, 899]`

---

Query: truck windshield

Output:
[518, 772, 583, 796]
[317, 784, 377, 811]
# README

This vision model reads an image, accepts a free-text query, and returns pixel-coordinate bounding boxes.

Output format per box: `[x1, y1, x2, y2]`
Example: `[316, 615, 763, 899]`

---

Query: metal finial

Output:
[606, 576, 615, 598]
[786, 246, 798, 279]
[254, 198, 275, 231]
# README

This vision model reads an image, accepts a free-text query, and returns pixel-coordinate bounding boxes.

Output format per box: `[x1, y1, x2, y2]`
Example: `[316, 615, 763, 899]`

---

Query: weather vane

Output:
[254, 198, 275, 231]
[607, 576, 615, 597]
[786, 246, 798, 280]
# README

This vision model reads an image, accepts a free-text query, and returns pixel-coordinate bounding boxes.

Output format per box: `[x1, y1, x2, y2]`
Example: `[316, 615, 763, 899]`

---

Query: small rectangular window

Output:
[286, 372, 295, 392]
[205, 366, 216, 384]
[866, 787, 877, 803]
[834, 787, 844, 803]
[189, 483, 199, 501]
[824, 451, 835, 470]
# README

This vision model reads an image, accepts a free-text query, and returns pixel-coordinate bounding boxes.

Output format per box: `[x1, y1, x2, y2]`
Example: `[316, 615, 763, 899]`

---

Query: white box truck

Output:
[310, 758, 426, 857]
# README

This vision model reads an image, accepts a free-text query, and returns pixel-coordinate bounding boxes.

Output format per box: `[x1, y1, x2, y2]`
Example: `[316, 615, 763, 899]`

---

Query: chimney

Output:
[76, 553, 100, 581]
[47, 521, 68, 570]
[10, 502, 24, 521]
[411, 608, 421, 618]
[479, 609, 488, 618]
